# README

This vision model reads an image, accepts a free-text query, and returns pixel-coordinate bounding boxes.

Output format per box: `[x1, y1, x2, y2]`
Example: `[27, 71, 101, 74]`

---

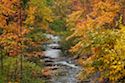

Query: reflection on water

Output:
[44, 49, 61, 58]
[44, 34, 61, 58]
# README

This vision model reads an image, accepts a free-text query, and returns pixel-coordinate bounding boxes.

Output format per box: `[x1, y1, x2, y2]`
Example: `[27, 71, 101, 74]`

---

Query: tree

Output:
[0, 0, 52, 82]
[66, 0, 125, 82]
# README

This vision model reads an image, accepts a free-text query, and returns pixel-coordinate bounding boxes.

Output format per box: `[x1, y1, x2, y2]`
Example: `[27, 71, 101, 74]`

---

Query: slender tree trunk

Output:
[18, 0, 23, 82]
[120, 0, 125, 25]
[122, 8, 125, 25]
[0, 51, 3, 74]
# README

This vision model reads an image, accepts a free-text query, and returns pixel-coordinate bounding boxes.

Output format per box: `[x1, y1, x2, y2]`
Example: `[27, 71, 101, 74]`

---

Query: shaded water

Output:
[43, 34, 81, 83]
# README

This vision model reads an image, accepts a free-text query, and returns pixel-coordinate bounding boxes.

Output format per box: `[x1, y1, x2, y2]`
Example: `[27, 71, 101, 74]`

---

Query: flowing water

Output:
[42, 34, 81, 83]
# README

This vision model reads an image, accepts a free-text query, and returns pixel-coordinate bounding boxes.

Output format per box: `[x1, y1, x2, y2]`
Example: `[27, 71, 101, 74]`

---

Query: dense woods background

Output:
[0, 0, 125, 83]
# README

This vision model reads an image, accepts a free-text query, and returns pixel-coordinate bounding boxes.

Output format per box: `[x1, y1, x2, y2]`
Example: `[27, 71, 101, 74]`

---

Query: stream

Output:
[42, 34, 81, 83]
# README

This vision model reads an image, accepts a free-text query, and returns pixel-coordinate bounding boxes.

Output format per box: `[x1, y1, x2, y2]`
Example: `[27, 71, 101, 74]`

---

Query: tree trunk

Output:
[0, 51, 4, 75]
[122, 8, 125, 25]
[120, 0, 125, 25]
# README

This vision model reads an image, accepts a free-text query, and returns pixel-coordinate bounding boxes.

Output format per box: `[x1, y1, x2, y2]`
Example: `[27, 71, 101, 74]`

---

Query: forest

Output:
[0, 0, 125, 83]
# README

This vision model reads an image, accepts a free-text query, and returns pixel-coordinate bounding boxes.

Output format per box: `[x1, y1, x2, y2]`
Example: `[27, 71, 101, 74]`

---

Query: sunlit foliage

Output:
[66, 0, 125, 82]
[0, 0, 53, 82]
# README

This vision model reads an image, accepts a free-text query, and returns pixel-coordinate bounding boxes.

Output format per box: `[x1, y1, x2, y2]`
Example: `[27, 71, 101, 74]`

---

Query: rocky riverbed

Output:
[41, 34, 81, 83]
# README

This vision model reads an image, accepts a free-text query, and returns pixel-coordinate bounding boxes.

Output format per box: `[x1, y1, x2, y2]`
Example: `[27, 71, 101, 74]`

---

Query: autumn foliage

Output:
[1, 0, 125, 82]
[67, 0, 125, 82]
[0, 0, 52, 82]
